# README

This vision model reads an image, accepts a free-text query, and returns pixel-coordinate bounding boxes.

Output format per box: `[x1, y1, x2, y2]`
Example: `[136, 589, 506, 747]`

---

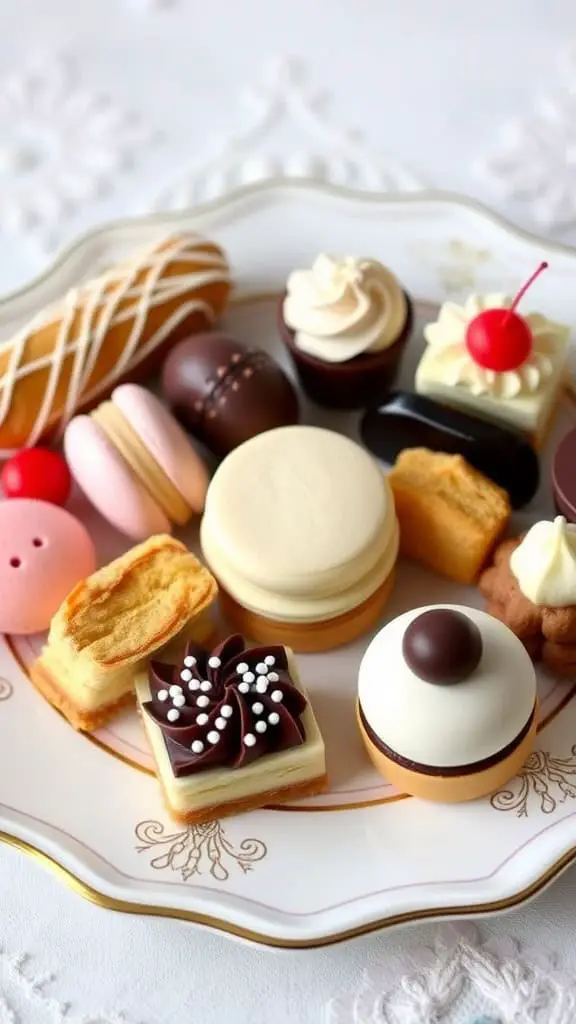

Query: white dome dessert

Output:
[357, 604, 537, 803]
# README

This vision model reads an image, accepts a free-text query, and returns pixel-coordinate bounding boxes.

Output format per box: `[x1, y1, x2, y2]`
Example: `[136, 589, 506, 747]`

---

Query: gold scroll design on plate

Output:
[135, 819, 267, 882]
[411, 239, 492, 297]
[491, 747, 576, 817]
[0, 677, 13, 701]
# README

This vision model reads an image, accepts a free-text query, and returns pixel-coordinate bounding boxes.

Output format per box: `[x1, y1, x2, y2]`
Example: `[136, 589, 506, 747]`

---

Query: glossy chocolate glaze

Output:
[278, 293, 413, 410]
[360, 391, 539, 509]
[358, 702, 536, 777]
[145, 635, 307, 777]
[402, 609, 483, 686]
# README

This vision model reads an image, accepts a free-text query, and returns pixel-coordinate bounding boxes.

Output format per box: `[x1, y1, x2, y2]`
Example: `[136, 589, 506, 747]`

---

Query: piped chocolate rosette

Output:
[143, 634, 307, 775]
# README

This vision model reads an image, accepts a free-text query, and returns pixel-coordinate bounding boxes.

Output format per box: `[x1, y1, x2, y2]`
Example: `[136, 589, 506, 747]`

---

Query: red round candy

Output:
[1, 448, 72, 506]
[465, 308, 533, 373]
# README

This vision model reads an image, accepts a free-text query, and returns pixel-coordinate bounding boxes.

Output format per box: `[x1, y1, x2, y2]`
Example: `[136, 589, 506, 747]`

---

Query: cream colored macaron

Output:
[200, 425, 399, 651]
[358, 604, 537, 802]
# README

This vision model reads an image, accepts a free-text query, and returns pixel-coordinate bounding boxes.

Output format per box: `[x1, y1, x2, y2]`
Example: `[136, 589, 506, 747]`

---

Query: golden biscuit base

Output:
[357, 701, 538, 803]
[56, 535, 218, 669]
[159, 773, 330, 825]
[30, 659, 134, 732]
[218, 570, 396, 653]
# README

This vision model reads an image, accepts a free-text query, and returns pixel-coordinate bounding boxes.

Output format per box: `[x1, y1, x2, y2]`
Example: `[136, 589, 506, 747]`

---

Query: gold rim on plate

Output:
[1, 827, 575, 948]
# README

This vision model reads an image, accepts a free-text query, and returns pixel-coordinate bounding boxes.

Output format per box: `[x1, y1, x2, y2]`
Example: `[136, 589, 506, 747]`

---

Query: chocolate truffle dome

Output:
[402, 608, 483, 685]
[161, 333, 300, 457]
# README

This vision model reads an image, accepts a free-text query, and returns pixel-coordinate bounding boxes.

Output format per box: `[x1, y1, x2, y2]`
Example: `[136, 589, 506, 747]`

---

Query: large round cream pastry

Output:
[357, 604, 537, 802]
[200, 425, 399, 652]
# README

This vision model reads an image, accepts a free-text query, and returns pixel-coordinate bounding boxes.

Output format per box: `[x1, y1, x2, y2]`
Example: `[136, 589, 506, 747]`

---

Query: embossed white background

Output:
[3, 0, 576, 1021]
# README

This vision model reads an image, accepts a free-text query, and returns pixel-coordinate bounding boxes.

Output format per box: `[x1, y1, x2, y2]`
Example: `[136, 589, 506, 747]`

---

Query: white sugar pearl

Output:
[255, 720, 267, 734]
[180, 669, 192, 683]
[208, 656, 221, 669]
[196, 695, 210, 708]
[255, 662, 268, 675]
[184, 655, 196, 668]
[243, 733, 256, 747]
[172, 694, 186, 708]
[267, 672, 279, 683]
[196, 713, 209, 726]
[238, 682, 249, 694]
[220, 704, 233, 718]
[157, 689, 168, 702]
[207, 730, 220, 745]
[169, 684, 183, 696]
[255, 678, 268, 693]
[191, 740, 204, 754]
[252, 702, 264, 715]
[264, 655, 275, 667]
[268, 712, 280, 725]
[200, 680, 212, 692]
[188, 680, 200, 691]
[236, 662, 249, 675]
[271, 690, 283, 703]
[215, 717, 227, 730]
[166, 708, 180, 722]
[242, 671, 255, 684]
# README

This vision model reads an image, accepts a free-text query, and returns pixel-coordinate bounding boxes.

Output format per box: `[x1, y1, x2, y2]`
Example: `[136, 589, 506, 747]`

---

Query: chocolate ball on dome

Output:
[161, 333, 300, 458]
[402, 608, 483, 685]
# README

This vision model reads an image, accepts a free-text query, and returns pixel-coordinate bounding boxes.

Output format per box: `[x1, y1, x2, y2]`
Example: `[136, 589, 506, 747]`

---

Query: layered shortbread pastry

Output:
[136, 633, 327, 823]
[31, 535, 218, 731]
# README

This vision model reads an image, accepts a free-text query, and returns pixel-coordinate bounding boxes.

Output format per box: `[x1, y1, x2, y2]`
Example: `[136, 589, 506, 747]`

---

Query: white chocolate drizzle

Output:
[0, 233, 231, 452]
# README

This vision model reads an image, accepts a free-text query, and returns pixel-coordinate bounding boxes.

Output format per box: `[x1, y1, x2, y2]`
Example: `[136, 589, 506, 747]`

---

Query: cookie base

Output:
[356, 700, 538, 803]
[30, 658, 133, 732]
[159, 772, 329, 825]
[219, 570, 396, 653]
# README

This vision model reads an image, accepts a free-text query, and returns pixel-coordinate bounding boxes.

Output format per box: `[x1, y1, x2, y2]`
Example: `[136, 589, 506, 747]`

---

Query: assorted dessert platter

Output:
[0, 224, 574, 835]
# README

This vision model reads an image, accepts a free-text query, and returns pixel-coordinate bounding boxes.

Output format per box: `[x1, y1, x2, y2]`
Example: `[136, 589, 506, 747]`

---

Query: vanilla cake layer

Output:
[415, 337, 569, 444]
[39, 608, 214, 713]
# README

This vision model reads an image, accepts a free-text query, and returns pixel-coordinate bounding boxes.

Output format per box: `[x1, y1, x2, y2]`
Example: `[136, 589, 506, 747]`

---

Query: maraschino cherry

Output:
[1, 447, 72, 506]
[465, 262, 548, 373]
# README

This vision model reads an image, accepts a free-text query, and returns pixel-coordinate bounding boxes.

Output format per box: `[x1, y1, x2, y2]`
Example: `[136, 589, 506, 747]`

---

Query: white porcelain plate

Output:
[2, 182, 576, 947]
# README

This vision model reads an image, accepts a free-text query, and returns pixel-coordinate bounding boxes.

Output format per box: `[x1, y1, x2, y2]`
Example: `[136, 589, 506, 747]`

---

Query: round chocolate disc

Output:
[402, 608, 483, 685]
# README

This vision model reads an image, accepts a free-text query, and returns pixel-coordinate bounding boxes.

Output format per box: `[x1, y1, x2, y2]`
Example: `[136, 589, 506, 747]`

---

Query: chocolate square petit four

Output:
[135, 634, 327, 823]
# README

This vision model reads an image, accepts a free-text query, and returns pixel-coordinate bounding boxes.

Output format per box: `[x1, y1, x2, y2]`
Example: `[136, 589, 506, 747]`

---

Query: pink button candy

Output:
[0, 499, 96, 635]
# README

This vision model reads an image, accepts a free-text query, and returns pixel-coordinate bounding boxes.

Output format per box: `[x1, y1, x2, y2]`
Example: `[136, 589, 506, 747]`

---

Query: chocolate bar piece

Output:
[360, 391, 539, 509]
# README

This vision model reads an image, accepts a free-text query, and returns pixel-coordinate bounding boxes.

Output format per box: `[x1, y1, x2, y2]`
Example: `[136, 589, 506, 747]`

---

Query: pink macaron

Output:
[0, 499, 96, 634]
[64, 385, 210, 542]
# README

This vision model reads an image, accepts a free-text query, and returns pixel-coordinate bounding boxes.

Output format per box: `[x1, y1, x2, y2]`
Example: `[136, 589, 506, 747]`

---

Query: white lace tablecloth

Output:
[3, 1, 576, 1020]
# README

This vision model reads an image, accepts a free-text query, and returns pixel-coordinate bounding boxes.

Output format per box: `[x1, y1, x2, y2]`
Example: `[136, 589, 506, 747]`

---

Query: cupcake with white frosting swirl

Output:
[279, 254, 412, 408]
